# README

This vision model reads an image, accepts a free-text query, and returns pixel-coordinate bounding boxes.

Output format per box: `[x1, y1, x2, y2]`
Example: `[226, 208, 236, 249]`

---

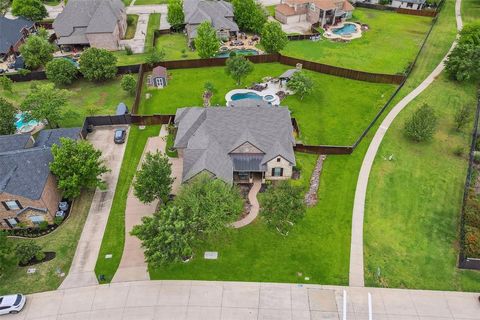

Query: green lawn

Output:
[0, 190, 94, 295]
[155, 33, 199, 60]
[125, 15, 139, 40]
[114, 13, 161, 66]
[364, 0, 480, 291]
[134, 0, 168, 4]
[139, 63, 396, 145]
[266, 5, 276, 16]
[95, 125, 161, 283]
[2, 77, 135, 127]
[282, 8, 432, 74]
[150, 151, 353, 285]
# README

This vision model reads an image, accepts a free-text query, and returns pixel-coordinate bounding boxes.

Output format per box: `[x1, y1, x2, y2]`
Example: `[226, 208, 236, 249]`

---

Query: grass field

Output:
[155, 33, 199, 60]
[95, 125, 161, 283]
[282, 8, 432, 74]
[139, 63, 396, 145]
[114, 13, 161, 66]
[125, 15, 139, 40]
[1, 77, 134, 128]
[0, 190, 94, 295]
[364, 0, 480, 291]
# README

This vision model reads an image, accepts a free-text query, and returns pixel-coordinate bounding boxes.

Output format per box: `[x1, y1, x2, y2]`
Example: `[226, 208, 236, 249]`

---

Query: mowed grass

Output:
[95, 125, 161, 283]
[155, 33, 199, 60]
[150, 151, 355, 285]
[364, 0, 480, 291]
[139, 63, 396, 145]
[2, 77, 134, 128]
[0, 190, 94, 295]
[282, 8, 432, 74]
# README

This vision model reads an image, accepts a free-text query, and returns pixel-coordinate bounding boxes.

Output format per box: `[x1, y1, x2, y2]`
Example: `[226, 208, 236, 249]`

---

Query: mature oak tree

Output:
[11, 0, 47, 21]
[133, 151, 174, 204]
[79, 48, 118, 81]
[232, 0, 267, 34]
[0, 98, 16, 135]
[260, 21, 288, 54]
[20, 83, 70, 128]
[46, 58, 78, 86]
[19, 34, 55, 70]
[50, 138, 109, 199]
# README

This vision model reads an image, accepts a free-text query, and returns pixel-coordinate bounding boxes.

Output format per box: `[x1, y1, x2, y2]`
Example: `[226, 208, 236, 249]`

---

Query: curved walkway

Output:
[231, 177, 262, 228]
[349, 0, 464, 287]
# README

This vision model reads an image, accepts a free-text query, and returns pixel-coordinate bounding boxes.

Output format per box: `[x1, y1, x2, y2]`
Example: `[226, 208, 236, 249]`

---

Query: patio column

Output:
[321, 10, 326, 27]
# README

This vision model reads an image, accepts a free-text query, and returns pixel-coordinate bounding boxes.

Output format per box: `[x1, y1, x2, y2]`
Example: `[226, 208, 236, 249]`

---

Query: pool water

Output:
[231, 92, 263, 101]
[332, 23, 357, 35]
[54, 57, 79, 68]
[15, 113, 39, 131]
[216, 49, 259, 58]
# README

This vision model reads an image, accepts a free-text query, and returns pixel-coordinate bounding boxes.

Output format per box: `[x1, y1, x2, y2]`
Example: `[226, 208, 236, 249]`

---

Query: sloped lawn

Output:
[282, 8, 432, 74]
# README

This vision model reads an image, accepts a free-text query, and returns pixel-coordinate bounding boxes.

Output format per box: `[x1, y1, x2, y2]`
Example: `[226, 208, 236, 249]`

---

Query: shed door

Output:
[155, 77, 164, 87]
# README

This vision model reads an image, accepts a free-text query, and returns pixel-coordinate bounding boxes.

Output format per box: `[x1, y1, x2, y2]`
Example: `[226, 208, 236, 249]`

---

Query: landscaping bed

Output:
[19, 252, 56, 267]
[125, 15, 139, 40]
[281, 8, 432, 74]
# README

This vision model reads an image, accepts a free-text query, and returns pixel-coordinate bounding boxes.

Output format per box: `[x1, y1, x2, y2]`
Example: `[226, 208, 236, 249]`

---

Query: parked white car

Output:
[0, 294, 26, 315]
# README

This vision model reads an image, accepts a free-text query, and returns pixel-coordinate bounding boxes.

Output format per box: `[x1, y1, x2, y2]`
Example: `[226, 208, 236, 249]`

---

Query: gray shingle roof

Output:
[184, 0, 239, 38]
[0, 128, 81, 200]
[53, 0, 125, 45]
[174, 106, 296, 184]
[0, 134, 32, 153]
[0, 16, 34, 54]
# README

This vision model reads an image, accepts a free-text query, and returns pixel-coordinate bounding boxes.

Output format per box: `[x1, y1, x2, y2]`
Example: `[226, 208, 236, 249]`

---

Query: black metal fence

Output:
[458, 94, 480, 270]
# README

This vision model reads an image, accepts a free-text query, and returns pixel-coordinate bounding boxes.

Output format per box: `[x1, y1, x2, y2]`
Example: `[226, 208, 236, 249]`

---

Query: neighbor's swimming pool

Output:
[332, 23, 358, 36]
[15, 113, 39, 132]
[215, 49, 259, 58]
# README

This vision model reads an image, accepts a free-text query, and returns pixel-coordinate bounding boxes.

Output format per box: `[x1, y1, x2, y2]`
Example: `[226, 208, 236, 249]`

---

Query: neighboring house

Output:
[391, 0, 426, 9]
[184, 0, 239, 44]
[148, 66, 168, 89]
[53, 0, 127, 50]
[173, 104, 296, 184]
[275, 0, 354, 28]
[0, 16, 35, 61]
[0, 128, 81, 230]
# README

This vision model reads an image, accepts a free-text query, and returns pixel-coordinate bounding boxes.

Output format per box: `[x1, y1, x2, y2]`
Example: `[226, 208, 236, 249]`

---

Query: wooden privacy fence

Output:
[294, 144, 353, 154]
[354, 2, 438, 17]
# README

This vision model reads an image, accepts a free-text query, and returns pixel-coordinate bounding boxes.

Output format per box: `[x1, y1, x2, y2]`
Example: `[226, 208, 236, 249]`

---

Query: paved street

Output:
[4, 281, 480, 320]
[348, 0, 464, 287]
[59, 126, 129, 289]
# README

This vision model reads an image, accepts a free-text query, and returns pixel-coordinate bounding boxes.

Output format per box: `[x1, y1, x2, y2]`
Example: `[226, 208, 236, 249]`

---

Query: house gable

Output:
[230, 142, 264, 154]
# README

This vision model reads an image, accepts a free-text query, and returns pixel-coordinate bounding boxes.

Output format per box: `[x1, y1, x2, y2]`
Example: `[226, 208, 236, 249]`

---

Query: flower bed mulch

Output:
[19, 252, 56, 267]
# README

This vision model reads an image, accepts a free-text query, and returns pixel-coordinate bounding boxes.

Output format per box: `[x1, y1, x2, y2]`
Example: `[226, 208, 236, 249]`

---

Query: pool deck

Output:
[225, 80, 294, 106]
[323, 22, 363, 41]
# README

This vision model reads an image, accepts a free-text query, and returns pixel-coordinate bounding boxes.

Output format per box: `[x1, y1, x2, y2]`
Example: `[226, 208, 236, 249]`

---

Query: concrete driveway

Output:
[4, 280, 480, 320]
[59, 126, 129, 289]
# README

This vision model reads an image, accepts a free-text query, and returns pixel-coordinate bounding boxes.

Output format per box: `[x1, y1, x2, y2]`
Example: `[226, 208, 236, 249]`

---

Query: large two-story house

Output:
[275, 0, 354, 28]
[53, 0, 127, 50]
[173, 103, 296, 184]
[0, 16, 36, 61]
[0, 128, 81, 230]
[184, 0, 239, 44]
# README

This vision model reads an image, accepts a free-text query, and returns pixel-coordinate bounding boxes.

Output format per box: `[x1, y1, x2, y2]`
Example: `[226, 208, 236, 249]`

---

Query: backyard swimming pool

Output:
[216, 49, 259, 58]
[231, 92, 263, 101]
[332, 23, 358, 36]
[15, 113, 39, 133]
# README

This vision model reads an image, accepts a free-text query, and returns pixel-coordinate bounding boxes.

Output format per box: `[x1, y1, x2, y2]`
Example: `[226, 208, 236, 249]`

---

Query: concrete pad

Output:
[25, 292, 63, 319]
[157, 285, 190, 306]
[258, 308, 292, 320]
[58, 287, 96, 314]
[91, 284, 130, 310]
[347, 288, 386, 315]
[126, 283, 161, 307]
[222, 285, 260, 308]
[56, 311, 91, 320]
[188, 285, 223, 307]
[154, 306, 187, 320]
[291, 310, 310, 320]
[260, 286, 292, 310]
[291, 286, 309, 310]
[310, 311, 339, 320]
[122, 306, 155, 320]
[308, 289, 338, 312]
[411, 292, 453, 318]
[88, 308, 124, 320]
[220, 307, 258, 320]
[387, 315, 420, 320]
[445, 294, 480, 319]
[185, 306, 221, 320]
[381, 290, 417, 316]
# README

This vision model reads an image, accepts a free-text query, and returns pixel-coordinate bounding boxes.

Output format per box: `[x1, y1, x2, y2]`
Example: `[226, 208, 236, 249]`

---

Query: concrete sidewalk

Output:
[59, 126, 129, 289]
[349, 0, 464, 287]
[5, 280, 480, 320]
[120, 14, 150, 54]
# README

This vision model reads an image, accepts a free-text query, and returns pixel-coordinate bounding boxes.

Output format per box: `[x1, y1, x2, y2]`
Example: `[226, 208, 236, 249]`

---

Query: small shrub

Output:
[15, 241, 42, 265]
[404, 104, 437, 142]
[18, 68, 31, 76]
[35, 251, 46, 261]
[464, 226, 480, 258]
[38, 221, 48, 231]
[473, 151, 480, 163]
[127, 15, 135, 25]
[453, 146, 465, 157]
[125, 46, 133, 55]
[54, 216, 64, 225]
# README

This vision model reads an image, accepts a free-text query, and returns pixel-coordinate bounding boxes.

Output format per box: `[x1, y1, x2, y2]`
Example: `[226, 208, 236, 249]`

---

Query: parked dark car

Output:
[114, 128, 126, 144]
